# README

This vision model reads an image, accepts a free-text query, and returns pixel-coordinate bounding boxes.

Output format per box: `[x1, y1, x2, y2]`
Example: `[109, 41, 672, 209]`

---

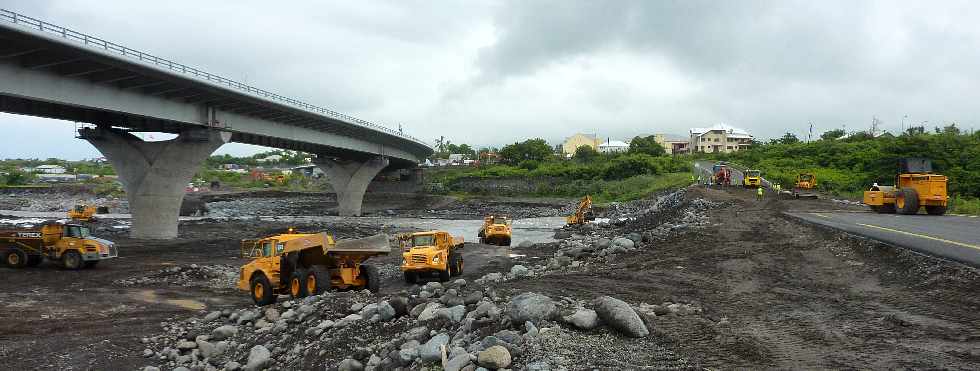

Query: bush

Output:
[602, 154, 662, 180]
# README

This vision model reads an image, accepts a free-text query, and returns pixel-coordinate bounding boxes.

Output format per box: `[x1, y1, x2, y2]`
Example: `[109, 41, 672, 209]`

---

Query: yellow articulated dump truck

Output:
[237, 230, 390, 306]
[0, 222, 117, 269]
[401, 231, 464, 284]
[566, 195, 595, 225]
[478, 215, 512, 246]
[67, 204, 109, 222]
[742, 170, 762, 188]
[864, 158, 948, 215]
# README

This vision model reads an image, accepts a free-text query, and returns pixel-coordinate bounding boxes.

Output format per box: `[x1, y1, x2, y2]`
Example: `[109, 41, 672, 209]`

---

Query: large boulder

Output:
[594, 296, 648, 337]
[508, 292, 556, 324]
[510, 265, 530, 277]
[243, 345, 271, 371]
[477, 345, 512, 369]
[419, 333, 450, 362]
[338, 358, 364, 371]
[211, 325, 238, 341]
[564, 308, 599, 330]
[612, 237, 635, 249]
[378, 301, 397, 322]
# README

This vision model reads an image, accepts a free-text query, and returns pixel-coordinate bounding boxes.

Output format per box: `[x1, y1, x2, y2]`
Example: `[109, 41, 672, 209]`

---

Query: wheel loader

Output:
[237, 230, 390, 306]
[863, 158, 948, 215]
[0, 222, 117, 269]
[401, 231, 464, 284]
[478, 215, 512, 246]
[566, 195, 595, 225]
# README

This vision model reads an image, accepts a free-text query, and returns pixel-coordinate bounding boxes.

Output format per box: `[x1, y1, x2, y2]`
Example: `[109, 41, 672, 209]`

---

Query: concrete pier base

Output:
[79, 127, 230, 239]
[315, 157, 389, 216]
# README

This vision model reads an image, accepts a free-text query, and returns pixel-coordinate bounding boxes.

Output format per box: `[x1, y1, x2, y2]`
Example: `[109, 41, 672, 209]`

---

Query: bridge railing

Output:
[0, 8, 431, 149]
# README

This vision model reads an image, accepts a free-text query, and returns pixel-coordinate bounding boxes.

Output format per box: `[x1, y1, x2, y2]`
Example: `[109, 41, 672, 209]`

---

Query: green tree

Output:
[499, 138, 553, 163]
[627, 135, 666, 156]
[820, 129, 846, 141]
[602, 154, 662, 180]
[777, 132, 800, 144]
[573, 145, 599, 162]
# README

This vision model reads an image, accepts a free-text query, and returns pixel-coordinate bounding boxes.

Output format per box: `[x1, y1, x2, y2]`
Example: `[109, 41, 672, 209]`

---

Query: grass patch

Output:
[950, 196, 980, 215]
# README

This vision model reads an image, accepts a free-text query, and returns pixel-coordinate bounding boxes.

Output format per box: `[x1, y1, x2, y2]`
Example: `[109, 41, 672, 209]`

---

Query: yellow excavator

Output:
[566, 195, 596, 225]
[67, 204, 108, 222]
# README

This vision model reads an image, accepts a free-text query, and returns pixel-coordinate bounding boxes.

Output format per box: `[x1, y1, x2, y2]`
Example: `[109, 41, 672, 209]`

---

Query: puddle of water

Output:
[131, 289, 206, 310]
[0, 211, 567, 244]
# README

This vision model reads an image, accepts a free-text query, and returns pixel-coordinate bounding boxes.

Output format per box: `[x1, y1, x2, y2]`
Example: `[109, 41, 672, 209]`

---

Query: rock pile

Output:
[116, 264, 239, 289]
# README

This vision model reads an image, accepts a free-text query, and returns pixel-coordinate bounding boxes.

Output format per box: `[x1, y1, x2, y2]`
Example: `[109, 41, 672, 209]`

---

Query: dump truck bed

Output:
[333, 234, 392, 254]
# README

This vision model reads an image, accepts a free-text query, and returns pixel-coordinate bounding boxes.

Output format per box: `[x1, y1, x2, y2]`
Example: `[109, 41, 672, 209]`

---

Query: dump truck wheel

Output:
[26, 254, 43, 267]
[403, 271, 418, 284]
[438, 265, 451, 282]
[4, 249, 27, 268]
[83, 261, 99, 269]
[250, 274, 275, 306]
[925, 205, 947, 215]
[448, 253, 463, 276]
[361, 264, 380, 293]
[304, 271, 322, 296]
[502, 237, 511, 247]
[61, 251, 83, 270]
[897, 188, 920, 215]
[289, 270, 309, 299]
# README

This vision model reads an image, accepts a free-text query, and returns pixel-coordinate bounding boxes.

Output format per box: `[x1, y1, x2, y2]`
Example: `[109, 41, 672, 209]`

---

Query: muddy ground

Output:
[1, 187, 978, 370]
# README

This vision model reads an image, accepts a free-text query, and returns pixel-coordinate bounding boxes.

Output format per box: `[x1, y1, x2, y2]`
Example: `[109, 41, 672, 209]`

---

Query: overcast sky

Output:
[2, 0, 979, 160]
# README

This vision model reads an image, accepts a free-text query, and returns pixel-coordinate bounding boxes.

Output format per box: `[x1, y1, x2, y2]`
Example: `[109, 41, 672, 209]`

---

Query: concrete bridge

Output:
[0, 9, 433, 238]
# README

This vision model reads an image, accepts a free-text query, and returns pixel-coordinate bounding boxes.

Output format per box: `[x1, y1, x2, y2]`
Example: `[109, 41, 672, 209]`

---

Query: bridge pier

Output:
[79, 127, 230, 239]
[315, 157, 389, 216]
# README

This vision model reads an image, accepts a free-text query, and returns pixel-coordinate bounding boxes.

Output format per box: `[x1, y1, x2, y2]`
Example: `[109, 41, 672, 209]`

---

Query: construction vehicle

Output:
[566, 195, 595, 225]
[478, 215, 512, 246]
[67, 204, 109, 222]
[863, 158, 948, 215]
[743, 170, 762, 188]
[401, 230, 464, 283]
[237, 229, 390, 306]
[712, 163, 731, 186]
[0, 222, 118, 269]
[792, 173, 819, 199]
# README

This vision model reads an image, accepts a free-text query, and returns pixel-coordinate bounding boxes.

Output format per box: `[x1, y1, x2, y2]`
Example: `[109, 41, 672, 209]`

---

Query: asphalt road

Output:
[786, 211, 980, 266]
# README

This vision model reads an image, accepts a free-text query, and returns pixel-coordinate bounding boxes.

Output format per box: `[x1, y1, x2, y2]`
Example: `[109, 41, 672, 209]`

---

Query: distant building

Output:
[37, 174, 75, 182]
[256, 154, 283, 163]
[654, 134, 690, 155]
[598, 138, 630, 153]
[562, 133, 600, 157]
[689, 124, 753, 153]
[35, 164, 67, 174]
[448, 154, 467, 163]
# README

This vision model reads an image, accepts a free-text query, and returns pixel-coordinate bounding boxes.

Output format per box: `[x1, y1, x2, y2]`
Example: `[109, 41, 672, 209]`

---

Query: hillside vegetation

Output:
[715, 126, 980, 213]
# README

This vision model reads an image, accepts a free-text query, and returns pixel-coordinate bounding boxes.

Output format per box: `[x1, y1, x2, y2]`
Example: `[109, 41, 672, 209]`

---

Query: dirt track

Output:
[1, 187, 978, 370]
[504, 186, 980, 368]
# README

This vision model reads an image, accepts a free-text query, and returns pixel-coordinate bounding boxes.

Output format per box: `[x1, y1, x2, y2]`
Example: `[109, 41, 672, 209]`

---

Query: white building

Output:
[598, 139, 630, 153]
[256, 155, 283, 163]
[689, 124, 754, 153]
[35, 164, 67, 174]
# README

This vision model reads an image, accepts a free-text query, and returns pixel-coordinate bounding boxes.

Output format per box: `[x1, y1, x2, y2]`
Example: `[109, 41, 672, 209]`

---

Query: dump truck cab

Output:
[478, 215, 512, 246]
[743, 170, 762, 187]
[864, 158, 948, 215]
[237, 230, 389, 305]
[401, 230, 464, 283]
[0, 222, 117, 269]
